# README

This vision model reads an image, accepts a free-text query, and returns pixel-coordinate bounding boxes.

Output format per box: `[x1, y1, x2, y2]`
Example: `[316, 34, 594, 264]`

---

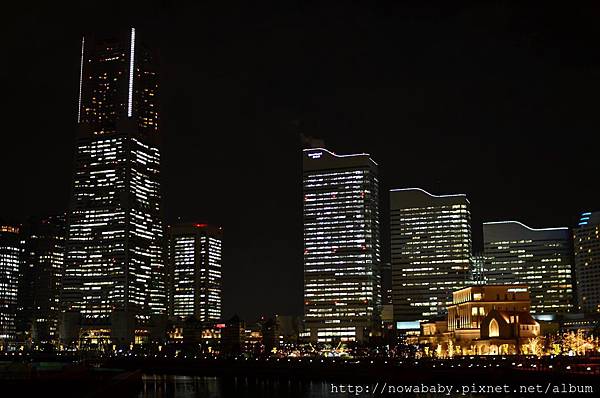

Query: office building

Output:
[303, 148, 381, 343]
[168, 223, 223, 322]
[0, 223, 21, 345]
[16, 216, 65, 346]
[573, 211, 600, 313]
[61, 28, 166, 346]
[483, 221, 574, 314]
[390, 188, 472, 325]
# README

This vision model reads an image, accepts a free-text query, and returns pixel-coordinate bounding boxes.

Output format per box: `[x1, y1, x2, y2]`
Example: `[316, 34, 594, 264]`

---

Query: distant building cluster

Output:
[1, 28, 600, 355]
[302, 148, 600, 345]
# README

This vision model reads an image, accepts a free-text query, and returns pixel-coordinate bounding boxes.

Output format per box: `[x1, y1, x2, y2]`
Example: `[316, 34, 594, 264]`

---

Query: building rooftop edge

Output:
[303, 147, 378, 166]
[389, 187, 470, 203]
[483, 220, 568, 232]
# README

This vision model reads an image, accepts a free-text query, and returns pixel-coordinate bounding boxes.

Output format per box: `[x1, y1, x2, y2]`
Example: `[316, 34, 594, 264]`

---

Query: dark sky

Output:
[3, 1, 600, 320]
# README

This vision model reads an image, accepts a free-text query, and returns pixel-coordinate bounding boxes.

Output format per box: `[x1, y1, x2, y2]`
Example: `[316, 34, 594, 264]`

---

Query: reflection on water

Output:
[139, 374, 331, 398]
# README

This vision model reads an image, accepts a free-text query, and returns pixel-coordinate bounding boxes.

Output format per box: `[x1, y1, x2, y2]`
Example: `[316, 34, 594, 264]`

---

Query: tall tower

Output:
[168, 223, 223, 322]
[61, 28, 166, 346]
[303, 148, 381, 343]
[483, 221, 574, 314]
[573, 211, 600, 313]
[390, 188, 472, 325]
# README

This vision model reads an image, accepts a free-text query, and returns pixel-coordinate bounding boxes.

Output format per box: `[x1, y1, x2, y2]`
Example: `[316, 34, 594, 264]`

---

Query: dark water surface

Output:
[138, 374, 331, 398]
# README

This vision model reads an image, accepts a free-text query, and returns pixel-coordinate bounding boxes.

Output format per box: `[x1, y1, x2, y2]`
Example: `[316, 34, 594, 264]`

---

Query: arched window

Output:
[489, 318, 499, 338]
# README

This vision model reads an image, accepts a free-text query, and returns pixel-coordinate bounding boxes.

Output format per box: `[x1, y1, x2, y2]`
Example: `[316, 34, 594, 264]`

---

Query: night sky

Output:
[3, 1, 600, 320]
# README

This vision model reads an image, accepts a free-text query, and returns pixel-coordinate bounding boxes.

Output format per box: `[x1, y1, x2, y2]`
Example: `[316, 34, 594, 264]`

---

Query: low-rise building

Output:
[420, 285, 540, 355]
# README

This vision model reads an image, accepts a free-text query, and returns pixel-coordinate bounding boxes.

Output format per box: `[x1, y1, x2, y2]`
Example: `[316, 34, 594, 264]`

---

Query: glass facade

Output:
[483, 221, 574, 314]
[303, 148, 381, 343]
[390, 188, 472, 323]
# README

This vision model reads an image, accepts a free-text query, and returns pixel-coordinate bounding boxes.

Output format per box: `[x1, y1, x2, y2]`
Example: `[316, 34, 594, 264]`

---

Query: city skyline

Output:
[4, 2, 600, 321]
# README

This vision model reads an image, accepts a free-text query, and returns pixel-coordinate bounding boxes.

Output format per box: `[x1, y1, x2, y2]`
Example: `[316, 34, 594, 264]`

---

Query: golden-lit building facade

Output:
[421, 285, 540, 355]
[448, 285, 531, 333]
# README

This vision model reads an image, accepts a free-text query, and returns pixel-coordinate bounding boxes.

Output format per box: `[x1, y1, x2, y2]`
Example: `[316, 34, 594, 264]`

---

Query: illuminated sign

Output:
[308, 152, 323, 159]
[396, 321, 421, 330]
[534, 314, 555, 321]
[507, 288, 527, 293]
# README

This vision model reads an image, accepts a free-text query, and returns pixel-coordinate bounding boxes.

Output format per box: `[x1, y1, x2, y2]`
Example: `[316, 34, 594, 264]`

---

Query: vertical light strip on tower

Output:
[77, 37, 85, 123]
[128, 27, 135, 117]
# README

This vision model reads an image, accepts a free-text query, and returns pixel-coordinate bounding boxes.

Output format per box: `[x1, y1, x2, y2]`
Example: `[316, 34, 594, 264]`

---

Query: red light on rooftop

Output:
[194, 223, 208, 228]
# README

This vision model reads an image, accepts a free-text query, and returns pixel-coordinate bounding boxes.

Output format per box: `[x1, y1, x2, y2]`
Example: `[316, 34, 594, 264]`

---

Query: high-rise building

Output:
[168, 223, 223, 322]
[16, 216, 65, 347]
[303, 148, 381, 343]
[483, 221, 574, 314]
[573, 211, 600, 314]
[390, 188, 472, 325]
[17, 215, 65, 345]
[61, 28, 166, 346]
[0, 224, 21, 345]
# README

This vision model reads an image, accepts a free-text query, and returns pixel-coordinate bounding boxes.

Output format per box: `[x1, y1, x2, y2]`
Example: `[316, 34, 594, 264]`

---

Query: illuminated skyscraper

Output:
[168, 223, 223, 322]
[573, 211, 600, 313]
[16, 216, 65, 346]
[0, 224, 21, 344]
[483, 221, 574, 314]
[61, 28, 166, 345]
[390, 188, 472, 325]
[303, 148, 381, 343]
